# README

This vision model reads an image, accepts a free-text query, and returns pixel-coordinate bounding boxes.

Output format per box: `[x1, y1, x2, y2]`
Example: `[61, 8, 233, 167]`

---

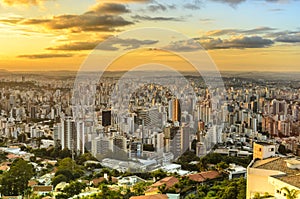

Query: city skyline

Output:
[0, 0, 299, 72]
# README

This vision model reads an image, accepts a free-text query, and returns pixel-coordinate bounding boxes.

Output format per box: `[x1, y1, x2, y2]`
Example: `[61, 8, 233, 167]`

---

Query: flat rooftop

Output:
[251, 157, 300, 189]
[254, 142, 274, 146]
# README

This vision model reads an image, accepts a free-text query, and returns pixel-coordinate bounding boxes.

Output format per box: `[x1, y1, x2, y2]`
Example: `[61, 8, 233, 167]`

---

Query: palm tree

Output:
[281, 187, 300, 199]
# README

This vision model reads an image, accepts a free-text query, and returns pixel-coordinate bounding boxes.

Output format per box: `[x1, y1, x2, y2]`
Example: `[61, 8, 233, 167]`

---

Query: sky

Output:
[0, 0, 299, 72]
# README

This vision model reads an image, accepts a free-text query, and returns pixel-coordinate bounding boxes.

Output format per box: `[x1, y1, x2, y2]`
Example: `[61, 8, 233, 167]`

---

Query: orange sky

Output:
[0, 0, 299, 71]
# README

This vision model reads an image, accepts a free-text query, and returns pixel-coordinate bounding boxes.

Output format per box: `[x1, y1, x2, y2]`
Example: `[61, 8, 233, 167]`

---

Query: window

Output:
[269, 148, 274, 152]
[259, 148, 262, 152]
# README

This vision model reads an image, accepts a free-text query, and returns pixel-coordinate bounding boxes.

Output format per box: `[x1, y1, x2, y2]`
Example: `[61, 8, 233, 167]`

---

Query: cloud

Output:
[88, 2, 130, 14]
[147, 3, 167, 12]
[21, 18, 52, 24]
[1, 0, 49, 6]
[206, 27, 276, 36]
[207, 0, 294, 7]
[132, 15, 183, 21]
[266, 30, 299, 38]
[0, 1, 134, 33]
[116, 0, 149, 2]
[209, 0, 246, 7]
[242, 27, 277, 34]
[268, 8, 284, 11]
[47, 41, 100, 51]
[1, 0, 149, 6]
[199, 18, 214, 23]
[0, 13, 133, 33]
[46, 14, 133, 31]
[206, 29, 238, 36]
[275, 33, 300, 43]
[183, 3, 201, 10]
[200, 36, 274, 49]
[164, 39, 202, 52]
[168, 4, 177, 9]
[96, 37, 159, 51]
[18, 53, 74, 59]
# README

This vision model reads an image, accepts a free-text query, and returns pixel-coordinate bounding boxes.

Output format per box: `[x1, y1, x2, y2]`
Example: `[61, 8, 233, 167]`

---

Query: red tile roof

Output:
[188, 171, 221, 182]
[33, 185, 53, 192]
[92, 176, 118, 187]
[151, 176, 179, 189]
[130, 194, 168, 199]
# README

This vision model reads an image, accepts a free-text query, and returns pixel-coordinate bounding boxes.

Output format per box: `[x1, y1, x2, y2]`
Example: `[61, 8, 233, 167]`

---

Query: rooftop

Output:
[254, 142, 274, 146]
[130, 194, 168, 199]
[251, 157, 300, 189]
[188, 171, 221, 182]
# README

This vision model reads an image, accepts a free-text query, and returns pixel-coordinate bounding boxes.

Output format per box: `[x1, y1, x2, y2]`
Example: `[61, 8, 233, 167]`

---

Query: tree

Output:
[132, 181, 151, 195]
[253, 193, 263, 199]
[191, 139, 197, 151]
[59, 148, 72, 159]
[63, 181, 86, 198]
[278, 144, 287, 155]
[151, 169, 167, 181]
[281, 187, 300, 199]
[55, 169, 74, 181]
[76, 152, 97, 165]
[198, 157, 208, 171]
[52, 174, 68, 188]
[0, 159, 34, 196]
[216, 161, 229, 172]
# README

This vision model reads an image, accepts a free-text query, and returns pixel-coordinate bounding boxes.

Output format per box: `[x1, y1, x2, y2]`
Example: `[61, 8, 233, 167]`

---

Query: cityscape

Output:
[0, 0, 299, 199]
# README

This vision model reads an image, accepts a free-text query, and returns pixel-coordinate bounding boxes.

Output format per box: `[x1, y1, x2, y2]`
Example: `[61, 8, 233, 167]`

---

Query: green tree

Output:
[198, 157, 208, 171]
[281, 187, 300, 199]
[253, 192, 263, 199]
[76, 152, 98, 165]
[278, 144, 287, 155]
[55, 169, 74, 181]
[0, 159, 34, 196]
[151, 169, 167, 181]
[237, 178, 247, 199]
[216, 161, 229, 172]
[63, 181, 86, 197]
[132, 181, 151, 195]
[52, 174, 68, 188]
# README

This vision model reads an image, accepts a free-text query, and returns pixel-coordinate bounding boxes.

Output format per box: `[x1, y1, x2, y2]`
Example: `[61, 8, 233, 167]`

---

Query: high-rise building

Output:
[168, 98, 181, 123]
[272, 99, 287, 115]
[113, 135, 127, 153]
[181, 123, 191, 153]
[61, 118, 85, 153]
[129, 141, 143, 159]
[102, 110, 111, 127]
[91, 136, 111, 157]
[30, 106, 37, 119]
[53, 123, 62, 146]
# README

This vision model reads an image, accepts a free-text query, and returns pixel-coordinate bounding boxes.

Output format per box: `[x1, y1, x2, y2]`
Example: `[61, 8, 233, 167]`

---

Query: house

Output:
[91, 176, 118, 187]
[28, 180, 38, 187]
[145, 176, 179, 195]
[33, 185, 53, 195]
[0, 162, 11, 171]
[118, 175, 147, 187]
[1, 196, 22, 199]
[247, 142, 300, 199]
[227, 164, 247, 180]
[187, 170, 221, 183]
[130, 194, 168, 199]
[54, 182, 69, 192]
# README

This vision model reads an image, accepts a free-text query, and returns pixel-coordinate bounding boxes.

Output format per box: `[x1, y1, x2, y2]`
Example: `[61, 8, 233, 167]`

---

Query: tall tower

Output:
[61, 117, 85, 154]
[168, 98, 181, 123]
[102, 110, 112, 127]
